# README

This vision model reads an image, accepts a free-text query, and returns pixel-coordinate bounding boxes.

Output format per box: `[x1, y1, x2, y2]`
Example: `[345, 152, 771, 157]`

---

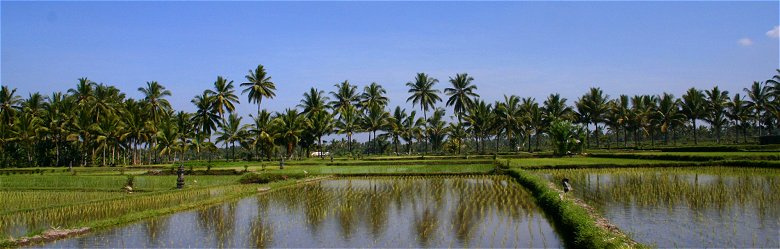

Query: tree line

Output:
[0, 66, 778, 167]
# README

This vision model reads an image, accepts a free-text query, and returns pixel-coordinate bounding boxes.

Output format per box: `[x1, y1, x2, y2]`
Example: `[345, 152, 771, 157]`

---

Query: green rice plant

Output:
[0, 191, 120, 213]
[507, 169, 641, 249]
[0, 184, 251, 238]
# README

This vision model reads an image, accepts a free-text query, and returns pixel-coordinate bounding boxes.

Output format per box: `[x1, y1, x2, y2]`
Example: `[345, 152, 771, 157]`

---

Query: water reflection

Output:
[542, 167, 780, 248]
[38, 176, 562, 248]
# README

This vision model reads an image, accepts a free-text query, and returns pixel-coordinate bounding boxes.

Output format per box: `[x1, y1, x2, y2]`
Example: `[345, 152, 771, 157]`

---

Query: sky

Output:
[2, 1, 779, 124]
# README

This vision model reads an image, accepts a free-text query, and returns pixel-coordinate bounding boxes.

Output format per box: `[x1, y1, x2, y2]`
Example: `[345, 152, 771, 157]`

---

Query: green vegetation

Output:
[507, 169, 641, 248]
[505, 157, 688, 169]
[538, 167, 780, 247]
[0, 175, 241, 191]
[2, 69, 779, 168]
[591, 151, 780, 161]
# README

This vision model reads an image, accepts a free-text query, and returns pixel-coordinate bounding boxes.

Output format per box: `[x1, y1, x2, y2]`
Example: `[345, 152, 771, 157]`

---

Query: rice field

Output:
[0, 191, 120, 213]
[506, 157, 683, 168]
[0, 184, 252, 238]
[0, 175, 241, 191]
[37, 176, 563, 248]
[539, 167, 780, 248]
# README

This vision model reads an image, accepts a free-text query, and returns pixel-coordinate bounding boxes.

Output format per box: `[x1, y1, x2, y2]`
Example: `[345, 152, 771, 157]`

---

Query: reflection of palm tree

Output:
[367, 183, 390, 240]
[414, 207, 439, 247]
[197, 202, 237, 247]
[250, 218, 274, 248]
[143, 217, 170, 246]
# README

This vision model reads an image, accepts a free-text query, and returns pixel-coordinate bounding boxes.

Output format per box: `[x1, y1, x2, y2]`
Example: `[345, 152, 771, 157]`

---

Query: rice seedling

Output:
[538, 167, 780, 248]
[34, 176, 562, 248]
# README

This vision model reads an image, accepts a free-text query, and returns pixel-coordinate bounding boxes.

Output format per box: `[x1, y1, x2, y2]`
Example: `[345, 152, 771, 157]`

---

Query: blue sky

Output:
[2, 1, 778, 121]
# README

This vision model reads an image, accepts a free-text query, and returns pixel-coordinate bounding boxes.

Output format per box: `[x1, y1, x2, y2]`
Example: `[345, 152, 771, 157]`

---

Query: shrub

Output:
[125, 175, 135, 188]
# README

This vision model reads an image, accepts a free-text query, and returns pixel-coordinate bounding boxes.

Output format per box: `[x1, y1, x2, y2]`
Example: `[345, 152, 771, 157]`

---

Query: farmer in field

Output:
[562, 178, 572, 193]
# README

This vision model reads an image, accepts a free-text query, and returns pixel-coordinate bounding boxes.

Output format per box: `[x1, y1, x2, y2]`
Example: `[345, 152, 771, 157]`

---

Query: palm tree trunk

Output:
[394, 136, 399, 156]
[373, 130, 378, 155]
[692, 119, 698, 145]
[423, 109, 428, 156]
[367, 131, 372, 155]
[715, 124, 721, 144]
[624, 127, 629, 147]
[318, 136, 324, 159]
[594, 122, 600, 149]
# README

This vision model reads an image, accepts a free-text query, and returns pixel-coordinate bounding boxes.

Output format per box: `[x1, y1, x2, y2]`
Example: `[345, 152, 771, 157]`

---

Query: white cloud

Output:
[738, 38, 753, 46]
[767, 26, 780, 38]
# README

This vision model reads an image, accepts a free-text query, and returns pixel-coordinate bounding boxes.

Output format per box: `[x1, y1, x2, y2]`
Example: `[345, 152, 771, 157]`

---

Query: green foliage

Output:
[125, 175, 134, 188]
[548, 119, 585, 156]
[507, 169, 640, 249]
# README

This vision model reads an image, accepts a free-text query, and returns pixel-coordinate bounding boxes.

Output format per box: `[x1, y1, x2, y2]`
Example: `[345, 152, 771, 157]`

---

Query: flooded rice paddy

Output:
[37, 175, 562, 248]
[542, 167, 780, 248]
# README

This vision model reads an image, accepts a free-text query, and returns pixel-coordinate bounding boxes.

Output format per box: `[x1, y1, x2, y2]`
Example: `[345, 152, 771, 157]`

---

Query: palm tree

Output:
[444, 73, 479, 124]
[308, 110, 334, 158]
[249, 110, 276, 161]
[241, 64, 277, 115]
[401, 110, 422, 155]
[387, 106, 408, 155]
[681, 88, 706, 145]
[137, 81, 172, 124]
[335, 105, 360, 155]
[0, 86, 23, 128]
[190, 91, 220, 160]
[654, 93, 685, 145]
[743, 81, 770, 136]
[363, 105, 389, 154]
[138, 81, 172, 163]
[68, 77, 96, 108]
[406, 73, 441, 155]
[766, 69, 780, 129]
[121, 99, 147, 165]
[174, 111, 193, 161]
[330, 80, 359, 114]
[519, 97, 542, 152]
[207, 76, 240, 120]
[359, 82, 389, 111]
[42, 92, 71, 166]
[155, 119, 181, 163]
[215, 113, 244, 162]
[445, 122, 468, 155]
[274, 108, 306, 162]
[299, 88, 330, 116]
[495, 95, 521, 152]
[13, 112, 43, 166]
[92, 84, 124, 123]
[704, 86, 730, 144]
[727, 93, 750, 143]
[612, 95, 631, 147]
[426, 108, 448, 153]
[576, 88, 609, 148]
[464, 99, 493, 154]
